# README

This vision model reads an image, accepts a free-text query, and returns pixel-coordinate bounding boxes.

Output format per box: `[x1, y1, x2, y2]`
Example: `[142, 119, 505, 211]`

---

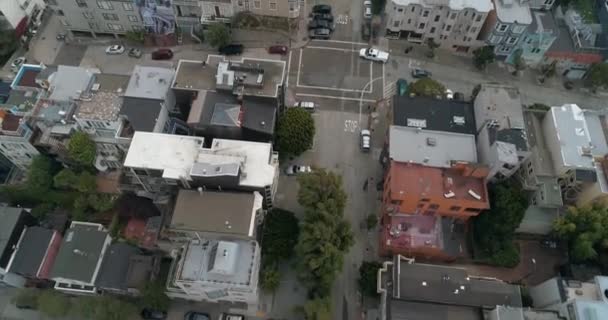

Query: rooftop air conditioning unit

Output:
[91, 83, 101, 91]
[426, 137, 436, 146]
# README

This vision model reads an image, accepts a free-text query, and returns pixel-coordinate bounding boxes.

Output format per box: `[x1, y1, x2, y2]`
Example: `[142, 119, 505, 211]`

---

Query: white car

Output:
[293, 101, 316, 112]
[359, 48, 389, 63]
[361, 129, 371, 151]
[11, 57, 26, 72]
[285, 165, 312, 176]
[105, 45, 125, 55]
[445, 89, 454, 100]
[364, 7, 372, 19]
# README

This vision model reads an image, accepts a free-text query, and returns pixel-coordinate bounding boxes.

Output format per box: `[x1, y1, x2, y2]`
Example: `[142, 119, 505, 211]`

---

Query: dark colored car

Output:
[312, 4, 332, 14]
[308, 28, 331, 40]
[128, 48, 142, 58]
[141, 309, 167, 320]
[219, 44, 244, 55]
[184, 311, 210, 320]
[308, 19, 333, 30]
[453, 92, 465, 101]
[396, 78, 408, 96]
[268, 45, 288, 54]
[411, 68, 432, 78]
[312, 13, 334, 22]
[151, 48, 173, 60]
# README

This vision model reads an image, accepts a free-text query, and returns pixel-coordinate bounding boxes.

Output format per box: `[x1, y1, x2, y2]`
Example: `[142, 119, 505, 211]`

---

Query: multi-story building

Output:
[198, 0, 300, 25]
[0, 0, 45, 36]
[0, 110, 38, 171]
[121, 132, 279, 208]
[525, 0, 555, 10]
[49, 0, 176, 37]
[6, 226, 62, 284]
[0, 205, 36, 288]
[473, 84, 530, 181]
[385, 0, 493, 53]
[481, 0, 532, 58]
[508, 9, 558, 67]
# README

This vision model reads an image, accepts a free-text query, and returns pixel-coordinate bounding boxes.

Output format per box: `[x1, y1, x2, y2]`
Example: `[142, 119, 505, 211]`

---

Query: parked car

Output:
[309, 28, 331, 40]
[285, 165, 312, 176]
[361, 129, 371, 151]
[411, 68, 432, 78]
[293, 101, 316, 112]
[445, 89, 454, 99]
[312, 13, 334, 22]
[359, 48, 389, 63]
[308, 19, 333, 31]
[56, 33, 66, 40]
[151, 48, 173, 60]
[184, 311, 210, 320]
[11, 57, 26, 72]
[221, 314, 245, 320]
[453, 92, 465, 101]
[364, 7, 372, 19]
[105, 45, 125, 55]
[312, 4, 332, 14]
[268, 45, 288, 55]
[396, 78, 408, 96]
[141, 309, 167, 320]
[128, 48, 142, 58]
[219, 44, 244, 55]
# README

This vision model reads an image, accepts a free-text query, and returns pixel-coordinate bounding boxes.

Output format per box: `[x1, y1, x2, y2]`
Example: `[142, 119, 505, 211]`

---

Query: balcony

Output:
[201, 15, 232, 24]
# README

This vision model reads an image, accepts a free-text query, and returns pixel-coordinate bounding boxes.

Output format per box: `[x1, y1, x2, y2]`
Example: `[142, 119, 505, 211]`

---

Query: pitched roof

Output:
[120, 97, 163, 132]
[393, 96, 476, 135]
[96, 242, 140, 291]
[0, 206, 24, 257]
[8, 227, 54, 277]
[50, 223, 109, 283]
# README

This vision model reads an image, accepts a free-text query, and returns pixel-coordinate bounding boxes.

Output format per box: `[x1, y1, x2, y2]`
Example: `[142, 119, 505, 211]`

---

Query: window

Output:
[450, 13, 456, 19]
[430, 27, 435, 33]
[434, 15, 440, 22]
[107, 23, 123, 31]
[269, 1, 276, 10]
[496, 23, 508, 32]
[464, 11, 469, 17]
[132, 25, 142, 31]
[398, 8, 403, 12]
[128, 15, 138, 22]
[57, 9, 65, 16]
[512, 25, 526, 33]
[423, 10, 429, 17]
[531, 48, 541, 53]
[470, 27, 477, 33]
[429, 204, 439, 210]
[407, 18, 411, 24]
[544, 0, 553, 4]
[450, 206, 461, 211]
[97, 0, 113, 10]
[238, 0, 243, 6]
[102, 13, 119, 21]
[506, 36, 518, 44]
[83, 12, 94, 19]
[394, 20, 400, 28]
[75, 0, 87, 8]
[122, 3, 133, 10]
[466, 25, 470, 32]
[499, 46, 512, 53]
[476, 15, 482, 22]
[254, 1, 261, 9]
[88, 21, 97, 29]
[489, 35, 503, 43]
[446, 25, 452, 31]
[418, 23, 425, 29]
[411, 6, 415, 12]
[471, 12, 476, 19]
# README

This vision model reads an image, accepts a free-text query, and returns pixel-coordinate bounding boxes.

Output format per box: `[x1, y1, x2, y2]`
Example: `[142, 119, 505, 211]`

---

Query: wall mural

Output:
[135, 0, 176, 34]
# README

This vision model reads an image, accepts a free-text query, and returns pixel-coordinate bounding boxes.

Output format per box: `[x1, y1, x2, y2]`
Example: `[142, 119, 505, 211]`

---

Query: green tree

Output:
[207, 23, 231, 48]
[426, 38, 440, 58]
[125, 30, 145, 43]
[528, 103, 550, 111]
[260, 264, 281, 292]
[27, 155, 58, 193]
[473, 46, 496, 70]
[408, 78, 446, 98]
[513, 51, 526, 73]
[88, 194, 115, 212]
[68, 131, 96, 168]
[53, 168, 78, 189]
[73, 296, 137, 320]
[371, 0, 386, 15]
[38, 290, 71, 318]
[12, 288, 40, 309]
[262, 208, 300, 263]
[586, 63, 608, 89]
[553, 204, 608, 261]
[76, 171, 97, 193]
[297, 169, 347, 213]
[294, 297, 332, 320]
[140, 281, 170, 311]
[358, 261, 382, 297]
[277, 108, 315, 157]
[366, 214, 378, 230]
[31, 203, 55, 219]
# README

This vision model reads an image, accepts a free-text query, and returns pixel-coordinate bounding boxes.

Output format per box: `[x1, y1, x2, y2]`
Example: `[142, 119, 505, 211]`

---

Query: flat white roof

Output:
[494, 0, 532, 24]
[391, 0, 493, 13]
[389, 126, 477, 167]
[125, 65, 175, 100]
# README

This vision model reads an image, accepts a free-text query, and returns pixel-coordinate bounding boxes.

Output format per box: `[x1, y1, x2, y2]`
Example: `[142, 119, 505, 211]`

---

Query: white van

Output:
[293, 101, 316, 112]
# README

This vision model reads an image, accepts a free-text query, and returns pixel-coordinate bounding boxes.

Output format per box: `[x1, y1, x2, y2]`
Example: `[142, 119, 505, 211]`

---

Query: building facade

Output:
[0, 0, 46, 36]
[481, 0, 532, 58]
[509, 10, 558, 67]
[385, 0, 492, 53]
[199, 0, 300, 24]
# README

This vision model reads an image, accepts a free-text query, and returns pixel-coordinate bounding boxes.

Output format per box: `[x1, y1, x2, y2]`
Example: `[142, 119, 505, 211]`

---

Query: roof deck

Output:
[173, 56, 286, 98]
[11, 65, 42, 90]
[75, 74, 130, 121]
[125, 66, 174, 100]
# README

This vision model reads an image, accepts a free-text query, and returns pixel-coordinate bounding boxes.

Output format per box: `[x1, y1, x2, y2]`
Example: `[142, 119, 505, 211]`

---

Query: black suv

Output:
[218, 44, 244, 55]
[308, 19, 333, 31]
[312, 13, 334, 22]
[312, 4, 331, 14]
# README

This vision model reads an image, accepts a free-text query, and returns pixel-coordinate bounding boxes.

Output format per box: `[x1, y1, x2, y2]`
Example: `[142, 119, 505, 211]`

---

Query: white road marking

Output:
[344, 120, 359, 132]
[297, 48, 303, 87]
[286, 50, 292, 88]
[311, 39, 369, 45]
[306, 46, 360, 52]
[296, 84, 373, 93]
[296, 93, 376, 102]
[382, 63, 386, 95]
[408, 58, 421, 68]
[336, 14, 349, 25]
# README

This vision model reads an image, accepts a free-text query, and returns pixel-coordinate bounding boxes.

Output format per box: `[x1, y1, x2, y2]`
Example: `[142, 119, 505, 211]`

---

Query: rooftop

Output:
[388, 162, 489, 205]
[120, 97, 163, 132]
[494, 0, 532, 25]
[48, 65, 97, 101]
[75, 74, 130, 121]
[529, 10, 557, 36]
[389, 126, 477, 168]
[11, 65, 42, 89]
[8, 227, 56, 278]
[3, 90, 38, 114]
[390, 0, 493, 12]
[95, 242, 140, 291]
[173, 56, 286, 98]
[176, 239, 258, 287]
[171, 190, 262, 237]
[31, 98, 76, 123]
[125, 66, 174, 100]
[395, 257, 522, 307]
[50, 222, 109, 284]
[124, 132, 277, 188]
[524, 110, 556, 176]
[0, 206, 24, 258]
[0, 111, 23, 133]
[388, 300, 481, 320]
[393, 96, 476, 135]
[473, 84, 524, 130]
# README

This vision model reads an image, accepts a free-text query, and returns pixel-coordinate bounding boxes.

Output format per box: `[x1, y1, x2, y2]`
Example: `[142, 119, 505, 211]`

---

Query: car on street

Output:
[312, 4, 332, 14]
[285, 165, 312, 176]
[364, 7, 372, 19]
[312, 13, 334, 22]
[396, 78, 408, 96]
[141, 309, 167, 320]
[105, 45, 125, 55]
[445, 89, 454, 99]
[293, 101, 316, 112]
[411, 68, 432, 78]
[184, 311, 210, 320]
[309, 28, 331, 40]
[308, 18, 333, 31]
[56, 33, 66, 40]
[453, 92, 465, 101]
[219, 44, 244, 55]
[128, 48, 142, 58]
[151, 48, 173, 60]
[268, 45, 288, 55]
[361, 129, 371, 151]
[11, 57, 26, 72]
[359, 48, 389, 63]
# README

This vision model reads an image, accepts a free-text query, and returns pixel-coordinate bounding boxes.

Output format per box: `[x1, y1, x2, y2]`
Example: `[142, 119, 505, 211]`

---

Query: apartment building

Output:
[481, 0, 532, 58]
[0, 110, 38, 171]
[0, 0, 45, 36]
[49, 0, 176, 37]
[385, 0, 493, 53]
[510, 10, 557, 67]
[199, 0, 300, 24]
[473, 84, 530, 182]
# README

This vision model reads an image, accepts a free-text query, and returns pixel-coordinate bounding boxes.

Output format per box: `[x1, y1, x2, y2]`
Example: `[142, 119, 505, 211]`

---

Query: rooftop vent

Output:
[468, 189, 481, 200]
[91, 83, 100, 91]
[426, 137, 437, 146]
[453, 116, 466, 125]
[444, 191, 455, 198]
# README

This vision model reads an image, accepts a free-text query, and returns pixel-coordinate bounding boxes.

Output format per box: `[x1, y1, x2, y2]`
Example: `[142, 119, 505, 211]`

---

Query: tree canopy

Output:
[473, 46, 496, 70]
[68, 131, 96, 168]
[586, 63, 608, 89]
[553, 204, 608, 262]
[262, 208, 300, 262]
[37, 290, 71, 318]
[207, 23, 231, 48]
[358, 261, 382, 297]
[140, 281, 171, 311]
[295, 297, 332, 320]
[277, 108, 315, 157]
[27, 155, 59, 192]
[408, 78, 446, 98]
